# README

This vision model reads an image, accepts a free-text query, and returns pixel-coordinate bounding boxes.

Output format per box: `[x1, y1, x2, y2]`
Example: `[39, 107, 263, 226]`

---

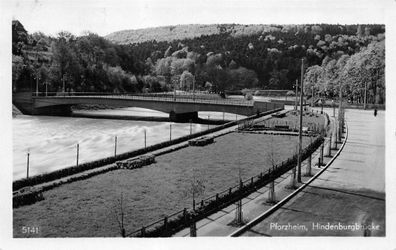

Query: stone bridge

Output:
[13, 92, 284, 122]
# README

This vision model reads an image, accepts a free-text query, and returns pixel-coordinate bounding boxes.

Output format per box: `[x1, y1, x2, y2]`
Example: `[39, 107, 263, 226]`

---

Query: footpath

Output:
[242, 108, 385, 236]
[173, 108, 385, 237]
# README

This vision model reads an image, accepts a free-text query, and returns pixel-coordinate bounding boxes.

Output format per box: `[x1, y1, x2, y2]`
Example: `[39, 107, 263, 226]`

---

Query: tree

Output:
[180, 70, 194, 90]
[184, 169, 205, 211]
[110, 193, 127, 237]
[303, 65, 323, 96]
[266, 137, 278, 203]
[341, 40, 384, 104]
[12, 55, 25, 91]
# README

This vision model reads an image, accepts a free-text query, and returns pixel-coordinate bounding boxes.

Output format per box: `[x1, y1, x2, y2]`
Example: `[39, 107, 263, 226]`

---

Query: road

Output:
[242, 108, 385, 236]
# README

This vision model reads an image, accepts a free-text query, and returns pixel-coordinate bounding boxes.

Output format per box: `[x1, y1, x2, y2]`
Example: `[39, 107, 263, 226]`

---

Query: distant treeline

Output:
[12, 21, 385, 104]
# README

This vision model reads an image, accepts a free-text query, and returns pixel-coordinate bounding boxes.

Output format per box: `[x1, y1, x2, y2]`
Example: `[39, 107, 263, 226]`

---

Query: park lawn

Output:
[256, 111, 326, 131]
[13, 132, 311, 237]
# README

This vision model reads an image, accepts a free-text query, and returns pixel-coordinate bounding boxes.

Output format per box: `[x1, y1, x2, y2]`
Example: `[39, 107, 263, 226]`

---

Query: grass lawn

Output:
[256, 111, 326, 131]
[13, 132, 311, 237]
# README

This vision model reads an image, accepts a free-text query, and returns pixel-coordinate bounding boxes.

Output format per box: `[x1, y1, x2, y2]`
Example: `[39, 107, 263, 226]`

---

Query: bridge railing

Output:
[34, 92, 254, 106]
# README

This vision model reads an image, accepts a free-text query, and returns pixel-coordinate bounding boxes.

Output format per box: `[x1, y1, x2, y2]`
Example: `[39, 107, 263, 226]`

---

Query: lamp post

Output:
[62, 74, 66, 94]
[26, 149, 30, 179]
[76, 143, 79, 167]
[338, 80, 343, 140]
[144, 129, 147, 148]
[332, 100, 335, 117]
[321, 100, 324, 114]
[114, 136, 117, 157]
[192, 76, 195, 101]
[364, 80, 367, 110]
[35, 72, 39, 96]
[311, 85, 314, 107]
[297, 58, 304, 183]
[35, 49, 40, 96]
[44, 81, 49, 96]
[169, 124, 172, 141]
[294, 79, 298, 110]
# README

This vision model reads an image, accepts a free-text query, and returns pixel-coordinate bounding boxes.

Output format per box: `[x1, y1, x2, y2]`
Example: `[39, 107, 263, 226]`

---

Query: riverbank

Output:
[12, 104, 22, 116]
[71, 112, 231, 125]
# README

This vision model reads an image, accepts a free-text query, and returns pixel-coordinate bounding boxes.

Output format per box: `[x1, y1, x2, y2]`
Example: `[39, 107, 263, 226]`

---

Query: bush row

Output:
[13, 189, 44, 208]
[40, 165, 119, 193]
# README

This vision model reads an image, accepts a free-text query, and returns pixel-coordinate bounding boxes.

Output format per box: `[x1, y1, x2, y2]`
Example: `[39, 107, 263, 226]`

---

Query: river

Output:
[12, 107, 245, 180]
[13, 95, 289, 180]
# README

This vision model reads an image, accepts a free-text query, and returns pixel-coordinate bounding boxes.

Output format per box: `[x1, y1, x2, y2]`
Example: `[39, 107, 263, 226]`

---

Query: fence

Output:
[125, 136, 324, 237]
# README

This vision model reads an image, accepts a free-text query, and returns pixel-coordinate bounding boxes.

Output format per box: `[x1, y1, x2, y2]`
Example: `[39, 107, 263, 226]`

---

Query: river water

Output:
[12, 107, 245, 180]
[12, 95, 287, 180]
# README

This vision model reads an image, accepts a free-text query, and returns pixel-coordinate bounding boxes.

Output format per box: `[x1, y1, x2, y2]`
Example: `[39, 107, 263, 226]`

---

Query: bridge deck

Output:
[34, 94, 255, 106]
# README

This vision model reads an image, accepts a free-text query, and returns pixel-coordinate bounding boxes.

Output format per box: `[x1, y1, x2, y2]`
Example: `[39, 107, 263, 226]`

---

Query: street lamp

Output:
[44, 81, 50, 96]
[294, 79, 298, 110]
[321, 99, 324, 114]
[297, 58, 304, 183]
[62, 74, 66, 94]
[311, 85, 314, 107]
[338, 80, 343, 141]
[35, 73, 40, 96]
[192, 75, 196, 101]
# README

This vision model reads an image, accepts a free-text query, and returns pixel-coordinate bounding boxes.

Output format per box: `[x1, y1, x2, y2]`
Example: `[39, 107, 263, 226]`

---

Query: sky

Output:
[3, 0, 390, 37]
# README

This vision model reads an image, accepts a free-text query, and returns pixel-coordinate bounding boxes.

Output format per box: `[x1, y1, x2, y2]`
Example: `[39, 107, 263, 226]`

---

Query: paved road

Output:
[243, 108, 385, 236]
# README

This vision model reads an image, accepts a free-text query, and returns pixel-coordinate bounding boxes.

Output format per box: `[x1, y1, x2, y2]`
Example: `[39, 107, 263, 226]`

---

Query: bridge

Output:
[13, 92, 284, 122]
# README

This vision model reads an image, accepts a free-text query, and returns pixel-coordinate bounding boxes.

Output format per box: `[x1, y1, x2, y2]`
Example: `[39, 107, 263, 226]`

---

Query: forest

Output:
[12, 21, 385, 104]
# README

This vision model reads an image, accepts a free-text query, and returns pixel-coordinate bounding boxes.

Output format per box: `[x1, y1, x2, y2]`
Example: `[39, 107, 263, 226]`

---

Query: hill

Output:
[106, 24, 339, 44]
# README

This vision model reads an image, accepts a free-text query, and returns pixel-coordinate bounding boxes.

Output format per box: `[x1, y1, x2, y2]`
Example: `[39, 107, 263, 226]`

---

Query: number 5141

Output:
[21, 226, 39, 234]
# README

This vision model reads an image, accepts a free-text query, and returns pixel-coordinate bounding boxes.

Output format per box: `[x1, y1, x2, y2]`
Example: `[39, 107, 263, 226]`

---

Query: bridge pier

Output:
[169, 111, 198, 123]
[32, 105, 72, 116]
